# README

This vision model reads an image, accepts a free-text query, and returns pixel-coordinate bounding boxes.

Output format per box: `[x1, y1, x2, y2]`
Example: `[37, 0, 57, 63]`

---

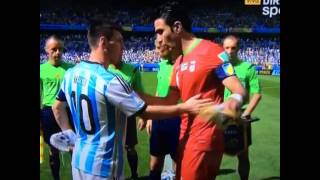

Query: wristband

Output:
[230, 93, 243, 105]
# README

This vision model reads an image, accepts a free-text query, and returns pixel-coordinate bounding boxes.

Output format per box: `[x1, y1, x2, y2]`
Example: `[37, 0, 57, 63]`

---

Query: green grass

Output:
[40, 73, 280, 180]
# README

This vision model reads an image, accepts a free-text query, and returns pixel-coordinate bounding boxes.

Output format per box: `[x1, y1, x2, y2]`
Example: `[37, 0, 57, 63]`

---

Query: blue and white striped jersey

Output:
[56, 60, 146, 178]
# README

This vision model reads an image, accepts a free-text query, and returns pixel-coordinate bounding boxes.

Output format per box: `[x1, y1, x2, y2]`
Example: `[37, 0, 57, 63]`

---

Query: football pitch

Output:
[40, 73, 280, 180]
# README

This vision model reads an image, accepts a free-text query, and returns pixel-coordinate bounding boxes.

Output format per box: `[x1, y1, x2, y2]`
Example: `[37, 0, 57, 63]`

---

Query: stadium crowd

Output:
[191, 8, 279, 29]
[40, 7, 279, 29]
[40, 33, 279, 70]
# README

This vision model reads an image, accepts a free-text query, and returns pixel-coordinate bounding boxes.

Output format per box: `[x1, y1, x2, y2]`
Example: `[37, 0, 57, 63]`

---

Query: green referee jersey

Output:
[40, 61, 74, 107]
[108, 62, 144, 92]
[156, 59, 174, 97]
[224, 58, 261, 107]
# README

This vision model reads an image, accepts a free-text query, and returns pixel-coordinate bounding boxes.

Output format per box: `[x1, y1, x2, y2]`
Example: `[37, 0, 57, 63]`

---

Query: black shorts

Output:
[40, 106, 74, 145]
[40, 106, 62, 145]
[150, 117, 181, 159]
[125, 116, 138, 147]
[235, 122, 252, 147]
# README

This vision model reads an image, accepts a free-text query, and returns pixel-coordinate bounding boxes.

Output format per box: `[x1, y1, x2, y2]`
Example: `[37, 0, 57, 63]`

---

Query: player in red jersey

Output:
[139, 2, 247, 180]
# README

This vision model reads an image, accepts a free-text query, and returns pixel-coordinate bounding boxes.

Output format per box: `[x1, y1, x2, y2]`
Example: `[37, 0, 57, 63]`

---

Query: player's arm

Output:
[131, 66, 179, 105]
[145, 119, 152, 135]
[52, 82, 72, 131]
[140, 94, 211, 119]
[137, 87, 180, 105]
[215, 52, 247, 112]
[139, 68, 184, 118]
[242, 94, 261, 117]
[199, 63, 247, 123]
[136, 89, 181, 132]
[136, 63, 180, 105]
[241, 65, 262, 117]
[222, 76, 247, 111]
[52, 99, 72, 131]
[107, 76, 211, 120]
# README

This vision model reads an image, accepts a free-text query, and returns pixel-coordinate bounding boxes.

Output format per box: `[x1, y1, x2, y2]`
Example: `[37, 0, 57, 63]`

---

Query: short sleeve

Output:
[106, 75, 146, 117]
[247, 65, 261, 94]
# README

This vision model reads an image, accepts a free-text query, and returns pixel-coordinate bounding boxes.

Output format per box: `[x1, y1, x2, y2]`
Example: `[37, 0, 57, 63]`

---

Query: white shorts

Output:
[72, 167, 124, 180]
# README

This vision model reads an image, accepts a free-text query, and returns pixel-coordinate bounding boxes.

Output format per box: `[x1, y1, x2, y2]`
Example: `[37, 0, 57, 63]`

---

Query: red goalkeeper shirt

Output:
[170, 38, 236, 151]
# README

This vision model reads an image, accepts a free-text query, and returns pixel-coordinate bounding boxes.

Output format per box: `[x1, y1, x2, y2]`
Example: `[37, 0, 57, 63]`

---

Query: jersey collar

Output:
[160, 58, 174, 65]
[183, 38, 202, 56]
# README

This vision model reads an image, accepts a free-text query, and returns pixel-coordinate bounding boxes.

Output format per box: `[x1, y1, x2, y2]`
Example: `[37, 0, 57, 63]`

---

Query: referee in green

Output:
[143, 40, 181, 180]
[40, 35, 74, 180]
[222, 35, 262, 180]
[108, 52, 144, 180]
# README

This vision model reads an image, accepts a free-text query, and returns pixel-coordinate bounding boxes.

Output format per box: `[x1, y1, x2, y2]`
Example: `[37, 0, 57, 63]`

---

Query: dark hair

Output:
[222, 34, 240, 47]
[45, 34, 64, 51]
[87, 17, 123, 48]
[158, 1, 192, 33]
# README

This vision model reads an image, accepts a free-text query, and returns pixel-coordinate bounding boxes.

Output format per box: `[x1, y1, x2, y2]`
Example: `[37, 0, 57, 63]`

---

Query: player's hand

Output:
[199, 103, 240, 130]
[241, 113, 251, 120]
[181, 94, 213, 115]
[223, 98, 241, 113]
[239, 114, 252, 126]
[137, 118, 146, 131]
[146, 120, 152, 136]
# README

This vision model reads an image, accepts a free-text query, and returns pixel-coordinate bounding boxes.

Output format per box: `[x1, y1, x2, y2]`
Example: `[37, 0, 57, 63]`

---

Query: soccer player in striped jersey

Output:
[40, 35, 74, 180]
[223, 35, 262, 180]
[108, 53, 145, 180]
[52, 18, 213, 180]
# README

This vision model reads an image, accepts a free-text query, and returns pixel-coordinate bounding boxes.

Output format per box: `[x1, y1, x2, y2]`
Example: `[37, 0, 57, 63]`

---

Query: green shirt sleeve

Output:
[247, 64, 261, 94]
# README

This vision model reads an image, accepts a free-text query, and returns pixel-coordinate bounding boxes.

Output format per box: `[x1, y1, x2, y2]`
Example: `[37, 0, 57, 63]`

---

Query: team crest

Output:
[225, 63, 235, 75]
[223, 63, 235, 76]
[189, 60, 196, 72]
[215, 62, 235, 79]
[180, 62, 188, 71]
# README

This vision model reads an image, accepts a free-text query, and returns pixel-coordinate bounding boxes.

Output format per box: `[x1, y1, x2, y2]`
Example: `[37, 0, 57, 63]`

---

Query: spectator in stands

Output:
[40, 34, 279, 67]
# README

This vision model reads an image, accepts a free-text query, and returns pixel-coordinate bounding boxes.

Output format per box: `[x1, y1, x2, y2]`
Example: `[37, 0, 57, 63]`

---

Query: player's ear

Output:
[99, 36, 108, 51]
[44, 44, 49, 53]
[173, 21, 182, 34]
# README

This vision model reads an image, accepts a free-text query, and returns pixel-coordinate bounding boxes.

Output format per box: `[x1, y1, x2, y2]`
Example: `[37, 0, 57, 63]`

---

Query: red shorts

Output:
[176, 147, 224, 180]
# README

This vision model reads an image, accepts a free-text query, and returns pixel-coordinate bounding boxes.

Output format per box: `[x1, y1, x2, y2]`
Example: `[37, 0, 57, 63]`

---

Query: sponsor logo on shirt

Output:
[181, 63, 188, 71]
[180, 60, 197, 72]
[189, 60, 196, 72]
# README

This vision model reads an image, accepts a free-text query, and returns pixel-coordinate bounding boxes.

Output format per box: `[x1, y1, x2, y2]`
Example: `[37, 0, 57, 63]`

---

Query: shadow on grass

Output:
[218, 168, 236, 175]
[260, 176, 280, 180]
